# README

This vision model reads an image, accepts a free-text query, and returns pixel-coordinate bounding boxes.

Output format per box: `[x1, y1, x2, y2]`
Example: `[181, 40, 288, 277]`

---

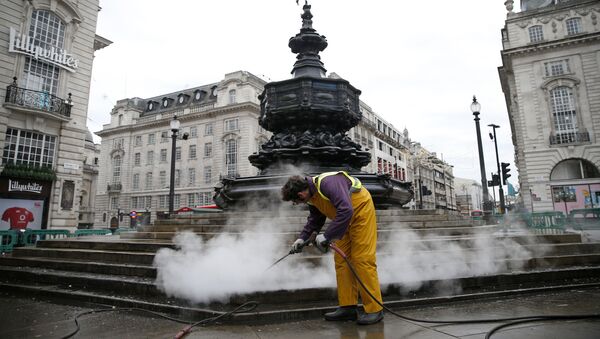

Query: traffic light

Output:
[421, 185, 432, 196]
[488, 173, 501, 187]
[501, 162, 511, 185]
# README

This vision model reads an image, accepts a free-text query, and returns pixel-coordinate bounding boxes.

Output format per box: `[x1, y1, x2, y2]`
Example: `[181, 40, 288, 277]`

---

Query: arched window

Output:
[550, 86, 578, 144]
[23, 10, 65, 95]
[550, 159, 600, 181]
[112, 155, 121, 184]
[225, 139, 237, 178]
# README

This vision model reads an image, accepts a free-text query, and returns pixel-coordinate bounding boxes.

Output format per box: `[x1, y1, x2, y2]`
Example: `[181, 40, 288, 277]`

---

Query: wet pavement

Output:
[1, 286, 600, 339]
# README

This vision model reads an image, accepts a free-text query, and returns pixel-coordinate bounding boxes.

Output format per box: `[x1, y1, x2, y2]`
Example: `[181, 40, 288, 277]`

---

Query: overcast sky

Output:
[89, 0, 519, 184]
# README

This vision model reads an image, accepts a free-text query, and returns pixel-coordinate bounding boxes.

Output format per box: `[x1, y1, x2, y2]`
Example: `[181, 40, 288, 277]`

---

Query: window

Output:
[132, 173, 140, 190]
[22, 10, 65, 95]
[112, 155, 121, 184]
[188, 168, 196, 185]
[2, 128, 57, 167]
[188, 193, 196, 207]
[550, 86, 578, 143]
[148, 134, 155, 145]
[147, 151, 154, 165]
[160, 149, 167, 162]
[175, 147, 181, 161]
[159, 195, 168, 208]
[190, 126, 197, 138]
[113, 138, 124, 149]
[158, 170, 166, 188]
[118, 115, 123, 126]
[204, 166, 212, 184]
[225, 118, 239, 132]
[528, 25, 544, 43]
[566, 18, 582, 35]
[110, 197, 119, 210]
[161, 131, 169, 143]
[204, 143, 212, 157]
[229, 89, 236, 104]
[145, 172, 153, 190]
[174, 194, 181, 208]
[205, 123, 213, 136]
[175, 169, 181, 187]
[550, 159, 600, 180]
[378, 141, 383, 151]
[135, 135, 142, 146]
[134, 153, 141, 166]
[225, 139, 237, 177]
[199, 192, 213, 206]
[544, 59, 570, 77]
[189, 145, 197, 159]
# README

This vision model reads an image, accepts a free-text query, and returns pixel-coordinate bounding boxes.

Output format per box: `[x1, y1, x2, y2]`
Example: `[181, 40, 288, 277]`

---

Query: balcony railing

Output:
[107, 183, 122, 192]
[550, 131, 590, 145]
[4, 78, 72, 118]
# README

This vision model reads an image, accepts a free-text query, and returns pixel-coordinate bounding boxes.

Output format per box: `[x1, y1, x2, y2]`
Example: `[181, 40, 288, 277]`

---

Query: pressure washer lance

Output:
[265, 232, 318, 271]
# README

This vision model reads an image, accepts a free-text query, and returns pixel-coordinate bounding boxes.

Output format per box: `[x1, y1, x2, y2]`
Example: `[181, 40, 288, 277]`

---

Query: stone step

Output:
[0, 256, 156, 277]
[1, 262, 599, 312]
[117, 226, 562, 241]
[10, 247, 156, 265]
[7, 241, 600, 280]
[144, 219, 475, 233]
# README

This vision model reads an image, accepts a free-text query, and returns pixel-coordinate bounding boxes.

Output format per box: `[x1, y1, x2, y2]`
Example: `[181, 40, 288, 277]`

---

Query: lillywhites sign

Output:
[8, 179, 43, 194]
[8, 27, 79, 72]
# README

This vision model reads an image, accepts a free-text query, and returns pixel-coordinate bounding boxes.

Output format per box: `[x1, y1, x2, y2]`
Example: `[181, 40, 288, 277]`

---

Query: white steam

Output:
[154, 222, 336, 304]
[154, 216, 548, 304]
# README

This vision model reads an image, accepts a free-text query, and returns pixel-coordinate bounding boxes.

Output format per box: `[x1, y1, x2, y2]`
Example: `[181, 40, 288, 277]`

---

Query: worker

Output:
[280, 172, 384, 325]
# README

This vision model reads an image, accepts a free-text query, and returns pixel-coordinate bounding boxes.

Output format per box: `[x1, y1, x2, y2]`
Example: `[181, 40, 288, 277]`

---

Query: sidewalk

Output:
[1, 286, 599, 338]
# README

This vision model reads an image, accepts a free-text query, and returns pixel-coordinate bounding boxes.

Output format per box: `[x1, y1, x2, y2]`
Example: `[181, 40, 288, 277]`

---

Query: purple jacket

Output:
[299, 174, 354, 241]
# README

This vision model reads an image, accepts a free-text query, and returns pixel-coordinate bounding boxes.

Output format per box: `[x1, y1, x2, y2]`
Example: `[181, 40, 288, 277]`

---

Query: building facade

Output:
[0, 0, 109, 230]
[94, 71, 269, 227]
[499, 0, 600, 214]
[407, 143, 456, 211]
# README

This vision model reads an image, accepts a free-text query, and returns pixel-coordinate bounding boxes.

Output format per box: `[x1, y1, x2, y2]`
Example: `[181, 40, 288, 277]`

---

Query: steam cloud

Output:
[154, 215, 547, 304]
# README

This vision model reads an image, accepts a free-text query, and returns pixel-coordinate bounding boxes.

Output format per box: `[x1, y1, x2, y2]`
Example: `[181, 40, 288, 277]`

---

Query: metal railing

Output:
[550, 131, 590, 145]
[4, 78, 72, 118]
[107, 183, 122, 192]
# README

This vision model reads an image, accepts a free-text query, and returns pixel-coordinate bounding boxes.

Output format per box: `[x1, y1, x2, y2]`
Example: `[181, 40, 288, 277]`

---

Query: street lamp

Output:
[168, 115, 181, 217]
[471, 96, 492, 222]
[488, 124, 506, 214]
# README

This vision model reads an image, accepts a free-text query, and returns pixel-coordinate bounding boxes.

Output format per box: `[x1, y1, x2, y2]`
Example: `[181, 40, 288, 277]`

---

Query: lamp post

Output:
[488, 124, 506, 214]
[168, 115, 181, 217]
[471, 96, 492, 222]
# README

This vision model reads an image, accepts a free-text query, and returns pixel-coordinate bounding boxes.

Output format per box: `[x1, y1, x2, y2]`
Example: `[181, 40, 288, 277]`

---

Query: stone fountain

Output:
[214, 1, 413, 209]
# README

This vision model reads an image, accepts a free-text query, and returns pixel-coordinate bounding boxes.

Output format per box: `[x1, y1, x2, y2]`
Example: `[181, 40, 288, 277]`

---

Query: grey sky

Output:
[89, 0, 517, 184]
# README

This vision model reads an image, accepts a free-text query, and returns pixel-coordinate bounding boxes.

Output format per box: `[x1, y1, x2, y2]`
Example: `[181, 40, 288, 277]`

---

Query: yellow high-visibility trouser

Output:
[308, 184, 383, 313]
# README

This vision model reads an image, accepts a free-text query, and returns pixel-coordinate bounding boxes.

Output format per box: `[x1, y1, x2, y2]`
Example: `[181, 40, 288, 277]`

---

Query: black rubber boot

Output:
[324, 306, 358, 321]
[357, 310, 384, 325]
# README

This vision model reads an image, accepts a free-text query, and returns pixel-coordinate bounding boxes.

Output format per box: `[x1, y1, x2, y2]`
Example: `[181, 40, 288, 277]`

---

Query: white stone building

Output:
[94, 71, 268, 227]
[499, 0, 600, 214]
[0, 0, 110, 230]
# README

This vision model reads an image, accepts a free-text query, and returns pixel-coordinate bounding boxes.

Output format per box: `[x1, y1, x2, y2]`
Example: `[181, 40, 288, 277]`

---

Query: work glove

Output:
[290, 238, 306, 254]
[314, 233, 329, 253]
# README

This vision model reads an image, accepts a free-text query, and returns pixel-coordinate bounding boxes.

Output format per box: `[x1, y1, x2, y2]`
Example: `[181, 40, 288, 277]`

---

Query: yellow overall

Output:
[309, 173, 383, 313]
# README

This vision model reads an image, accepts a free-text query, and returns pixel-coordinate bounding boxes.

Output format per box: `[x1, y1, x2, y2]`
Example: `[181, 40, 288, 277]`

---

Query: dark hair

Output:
[281, 175, 309, 201]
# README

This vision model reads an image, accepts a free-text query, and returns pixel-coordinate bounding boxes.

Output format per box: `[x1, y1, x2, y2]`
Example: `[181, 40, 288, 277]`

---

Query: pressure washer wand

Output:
[265, 232, 317, 271]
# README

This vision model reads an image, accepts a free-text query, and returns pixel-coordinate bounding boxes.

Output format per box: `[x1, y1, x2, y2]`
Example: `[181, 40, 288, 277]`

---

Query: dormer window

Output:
[177, 94, 189, 105]
[211, 86, 218, 97]
[162, 97, 173, 108]
[194, 90, 206, 101]
[147, 101, 158, 111]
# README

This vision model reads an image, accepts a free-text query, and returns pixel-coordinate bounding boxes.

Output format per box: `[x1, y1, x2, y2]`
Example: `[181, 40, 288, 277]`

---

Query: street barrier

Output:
[0, 230, 18, 253]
